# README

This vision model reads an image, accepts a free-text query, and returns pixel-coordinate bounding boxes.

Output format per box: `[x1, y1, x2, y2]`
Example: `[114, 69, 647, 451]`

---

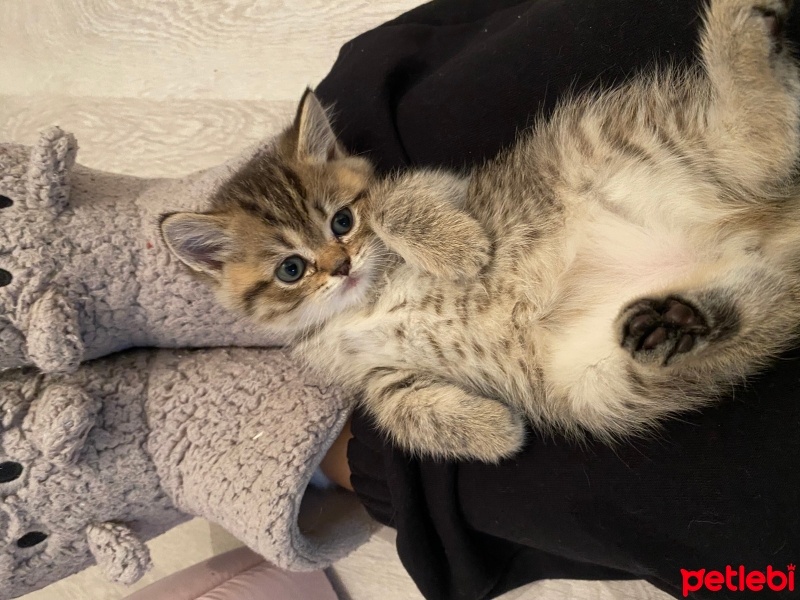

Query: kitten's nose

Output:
[331, 257, 351, 277]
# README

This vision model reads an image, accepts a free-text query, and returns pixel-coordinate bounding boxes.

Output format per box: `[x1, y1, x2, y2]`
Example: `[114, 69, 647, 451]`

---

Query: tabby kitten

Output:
[163, 0, 800, 462]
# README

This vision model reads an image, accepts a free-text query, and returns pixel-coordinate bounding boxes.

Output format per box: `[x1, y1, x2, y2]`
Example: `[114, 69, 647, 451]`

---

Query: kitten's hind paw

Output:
[754, 0, 792, 50]
[708, 0, 793, 58]
[619, 297, 710, 366]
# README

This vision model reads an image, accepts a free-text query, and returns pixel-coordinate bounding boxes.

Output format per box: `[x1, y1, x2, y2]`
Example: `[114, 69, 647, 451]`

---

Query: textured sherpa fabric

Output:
[0, 127, 285, 374]
[0, 352, 181, 598]
[0, 126, 372, 597]
[0, 347, 371, 600]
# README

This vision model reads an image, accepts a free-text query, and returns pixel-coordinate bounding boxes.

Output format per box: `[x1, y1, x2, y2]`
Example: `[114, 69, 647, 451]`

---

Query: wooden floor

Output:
[0, 0, 416, 177]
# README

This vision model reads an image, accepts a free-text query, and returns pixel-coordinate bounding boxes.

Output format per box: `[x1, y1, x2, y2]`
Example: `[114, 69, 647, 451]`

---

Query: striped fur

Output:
[164, 0, 800, 462]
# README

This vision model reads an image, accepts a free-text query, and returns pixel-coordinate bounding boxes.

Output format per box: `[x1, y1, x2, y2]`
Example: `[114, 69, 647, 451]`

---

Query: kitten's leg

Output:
[370, 171, 492, 280]
[361, 368, 525, 462]
[701, 0, 800, 188]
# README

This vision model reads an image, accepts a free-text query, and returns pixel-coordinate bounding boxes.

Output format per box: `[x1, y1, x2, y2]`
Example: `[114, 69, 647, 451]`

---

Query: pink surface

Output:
[124, 546, 338, 600]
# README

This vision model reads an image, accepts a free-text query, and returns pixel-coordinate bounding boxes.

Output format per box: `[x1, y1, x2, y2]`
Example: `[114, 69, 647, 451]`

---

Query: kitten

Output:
[162, 0, 800, 462]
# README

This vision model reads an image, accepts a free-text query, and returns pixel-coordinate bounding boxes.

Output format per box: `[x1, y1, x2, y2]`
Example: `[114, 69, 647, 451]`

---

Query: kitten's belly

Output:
[559, 208, 729, 310]
[534, 206, 762, 404]
[339, 220, 714, 404]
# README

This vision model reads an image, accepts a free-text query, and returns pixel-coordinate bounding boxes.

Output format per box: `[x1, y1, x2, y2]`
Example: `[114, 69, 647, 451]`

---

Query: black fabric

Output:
[317, 0, 708, 173]
[314, 1, 800, 599]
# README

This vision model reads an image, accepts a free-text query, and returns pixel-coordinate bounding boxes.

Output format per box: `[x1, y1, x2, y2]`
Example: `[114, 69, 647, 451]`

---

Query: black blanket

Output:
[315, 1, 800, 599]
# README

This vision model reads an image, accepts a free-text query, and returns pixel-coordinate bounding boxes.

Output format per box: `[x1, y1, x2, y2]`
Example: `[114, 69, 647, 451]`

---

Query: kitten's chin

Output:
[256, 271, 374, 336]
[337, 270, 368, 298]
[331, 270, 372, 311]
[309, 268, 374, 322]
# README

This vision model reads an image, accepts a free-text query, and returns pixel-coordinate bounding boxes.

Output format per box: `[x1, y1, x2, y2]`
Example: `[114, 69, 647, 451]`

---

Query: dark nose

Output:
[331, 256, 351, 277]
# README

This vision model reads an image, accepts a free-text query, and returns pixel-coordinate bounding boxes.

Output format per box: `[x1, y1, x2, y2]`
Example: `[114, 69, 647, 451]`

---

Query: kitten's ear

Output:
[160, 213, 234, 280]
[293, 88, 345, 162]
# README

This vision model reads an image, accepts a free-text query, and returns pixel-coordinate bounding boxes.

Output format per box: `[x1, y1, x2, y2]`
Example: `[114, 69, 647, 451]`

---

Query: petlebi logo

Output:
[681, 565, 796, 596]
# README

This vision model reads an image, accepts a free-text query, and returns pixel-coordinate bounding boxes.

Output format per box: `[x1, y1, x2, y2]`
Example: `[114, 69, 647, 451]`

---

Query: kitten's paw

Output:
[754, 0, 792, 21]
[397, 400, 526, 463]
[447, 224, 492, 280]
[619, 297, 710, 365]
[369, 170, 492, 280]
[384, 209, 491, 281]
[455, 404, 526, 463]
[710, 0, 792, 55]
[753, 0, 792, 51]
[437, 403, 526, 463]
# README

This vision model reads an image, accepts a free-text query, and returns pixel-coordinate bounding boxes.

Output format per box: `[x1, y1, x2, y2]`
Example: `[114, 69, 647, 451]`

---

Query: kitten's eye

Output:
[331, 208, 354, 236]
[276, 255, 306, 283]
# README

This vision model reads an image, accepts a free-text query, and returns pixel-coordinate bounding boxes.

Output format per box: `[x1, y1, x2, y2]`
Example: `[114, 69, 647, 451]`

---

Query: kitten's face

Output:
[215, 155, 382, 329]
[160, 90, 386, 331]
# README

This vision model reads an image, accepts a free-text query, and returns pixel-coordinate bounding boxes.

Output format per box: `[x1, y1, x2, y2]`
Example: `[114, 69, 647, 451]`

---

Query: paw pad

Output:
[622, 297, 709, 364]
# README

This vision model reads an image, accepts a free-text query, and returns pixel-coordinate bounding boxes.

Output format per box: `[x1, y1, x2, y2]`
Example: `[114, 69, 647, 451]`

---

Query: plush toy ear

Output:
[26, 127, 77, 215]
[86, 522, 152, 585]
[27, 384, 100, 465]
[0, 382, 27, 432]
[27, 289, 85, 374]
[293, 88, 345, 162]
[160, 213, 233, 280]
